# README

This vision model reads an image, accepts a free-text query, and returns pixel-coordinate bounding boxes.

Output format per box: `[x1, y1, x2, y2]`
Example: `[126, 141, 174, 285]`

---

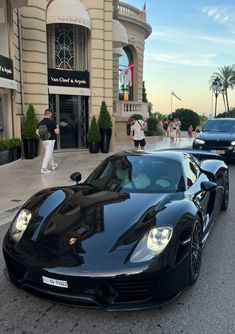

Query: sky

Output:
[123, 0, 235, 116]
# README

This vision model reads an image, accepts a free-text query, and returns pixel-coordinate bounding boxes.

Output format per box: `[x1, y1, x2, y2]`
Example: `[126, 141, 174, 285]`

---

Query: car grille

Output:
[109, 274, 157, 303]
[205, 140, 231, 148]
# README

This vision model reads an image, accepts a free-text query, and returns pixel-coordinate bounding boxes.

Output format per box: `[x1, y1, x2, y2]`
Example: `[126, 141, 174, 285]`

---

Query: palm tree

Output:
[209, 65, 235, 115]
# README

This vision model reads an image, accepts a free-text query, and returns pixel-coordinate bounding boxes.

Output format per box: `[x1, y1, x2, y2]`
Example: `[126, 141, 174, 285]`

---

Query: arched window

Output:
[47, 24, 88, 71]
[119, 47, 134, 101]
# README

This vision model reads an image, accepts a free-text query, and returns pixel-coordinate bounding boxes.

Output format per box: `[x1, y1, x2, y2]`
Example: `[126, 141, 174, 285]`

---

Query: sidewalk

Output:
[0, 135, 193, 217]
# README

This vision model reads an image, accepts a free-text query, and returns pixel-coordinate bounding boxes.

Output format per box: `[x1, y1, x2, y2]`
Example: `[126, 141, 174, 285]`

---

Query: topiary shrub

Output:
[0, 138, 8, 151]
[21, 104, 38, 139]
[146, 116, 158, 136]
[87, 116, 101, 144]
[7, 138, 22, 149]
[98, 101, 112, 129]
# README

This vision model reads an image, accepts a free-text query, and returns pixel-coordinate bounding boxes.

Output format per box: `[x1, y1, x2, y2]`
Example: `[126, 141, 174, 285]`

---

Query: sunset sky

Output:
[124, 0, 235, 116]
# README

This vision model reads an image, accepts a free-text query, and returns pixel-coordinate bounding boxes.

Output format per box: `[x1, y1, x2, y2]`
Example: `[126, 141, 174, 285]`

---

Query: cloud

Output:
[145, 52, 216, 67]
[149, 25, 235, 46]
[202, 5, 235, 25]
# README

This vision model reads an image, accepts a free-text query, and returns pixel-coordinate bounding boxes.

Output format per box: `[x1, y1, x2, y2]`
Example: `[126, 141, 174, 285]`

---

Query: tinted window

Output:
[203, 120, 235, 132]
[86, 156, 184, 193]
[183, 158, 199, 188]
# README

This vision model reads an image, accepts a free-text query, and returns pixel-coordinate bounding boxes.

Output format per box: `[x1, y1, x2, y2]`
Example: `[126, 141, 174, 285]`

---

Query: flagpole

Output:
[170, 91, 173, 118]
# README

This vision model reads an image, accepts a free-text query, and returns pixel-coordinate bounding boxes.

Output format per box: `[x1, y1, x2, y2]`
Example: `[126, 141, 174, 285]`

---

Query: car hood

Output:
[196, 132, 235, 141]
[15, 187, 179, 272]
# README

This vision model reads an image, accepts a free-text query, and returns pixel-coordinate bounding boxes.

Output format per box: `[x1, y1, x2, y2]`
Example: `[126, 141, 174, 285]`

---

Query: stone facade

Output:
[1, 0, 151, 148]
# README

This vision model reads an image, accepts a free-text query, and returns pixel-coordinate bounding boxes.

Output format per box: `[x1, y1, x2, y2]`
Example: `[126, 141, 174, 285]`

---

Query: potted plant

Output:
[8, 138, 22, 161]
[21, 104, 38, 159]
[87, 116, 101, 153]
[98, 101, 112, 153]
[0, 138, 10, 165]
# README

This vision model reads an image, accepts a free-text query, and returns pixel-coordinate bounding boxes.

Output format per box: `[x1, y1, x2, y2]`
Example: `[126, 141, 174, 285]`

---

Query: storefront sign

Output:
[48, 68, 89, 88]
[0, 55, 14, 80]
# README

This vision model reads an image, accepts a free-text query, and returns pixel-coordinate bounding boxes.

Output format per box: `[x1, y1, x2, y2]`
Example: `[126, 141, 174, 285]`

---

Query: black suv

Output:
[193, 118, 235, 160]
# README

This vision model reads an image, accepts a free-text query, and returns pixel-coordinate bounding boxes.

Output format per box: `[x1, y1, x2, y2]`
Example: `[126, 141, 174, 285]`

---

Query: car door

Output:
[183, 158, 211, 231]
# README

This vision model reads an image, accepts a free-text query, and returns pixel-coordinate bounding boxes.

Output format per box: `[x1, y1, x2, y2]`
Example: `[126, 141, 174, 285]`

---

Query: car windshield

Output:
[203, 120, 235, 132]
[85, 155, 184, 193]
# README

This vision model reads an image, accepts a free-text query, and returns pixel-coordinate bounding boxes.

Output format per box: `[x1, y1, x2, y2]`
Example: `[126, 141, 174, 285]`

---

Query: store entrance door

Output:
[49, 94, 88, 149]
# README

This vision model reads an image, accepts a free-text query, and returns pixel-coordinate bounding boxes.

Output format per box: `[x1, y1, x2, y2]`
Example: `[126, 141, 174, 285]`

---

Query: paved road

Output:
[0, 154, 235, 333]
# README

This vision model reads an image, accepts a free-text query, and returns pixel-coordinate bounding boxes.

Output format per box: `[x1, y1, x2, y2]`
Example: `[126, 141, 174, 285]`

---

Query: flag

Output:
[171, 91, 182, 101]
[119, 63, 134, 86]
[142, 1, 146, 14]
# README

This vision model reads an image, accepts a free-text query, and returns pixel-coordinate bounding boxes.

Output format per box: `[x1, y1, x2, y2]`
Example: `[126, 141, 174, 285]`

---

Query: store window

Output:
[47, 23, 88, 71]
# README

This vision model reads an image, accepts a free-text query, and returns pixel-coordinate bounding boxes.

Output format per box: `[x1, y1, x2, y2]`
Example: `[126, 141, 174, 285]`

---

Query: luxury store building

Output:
[0, 0, 151, 150]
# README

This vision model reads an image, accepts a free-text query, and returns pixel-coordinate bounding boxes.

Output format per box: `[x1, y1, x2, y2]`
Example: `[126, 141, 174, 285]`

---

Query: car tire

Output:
[221, 172, 229, 211]
[188, 216, 202, 285]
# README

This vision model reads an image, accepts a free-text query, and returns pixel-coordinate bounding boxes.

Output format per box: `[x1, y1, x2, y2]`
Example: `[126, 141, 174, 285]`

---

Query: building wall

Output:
[7, 0, 150, 150]
[20, 0, 48, 118]
[84, 0, 113, 118]
[119, 20, 146, 103]
[13, 0, 114, 119]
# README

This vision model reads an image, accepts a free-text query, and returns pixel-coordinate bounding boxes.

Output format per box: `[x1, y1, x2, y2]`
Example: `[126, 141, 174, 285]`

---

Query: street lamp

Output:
[212, 77, 223, 117]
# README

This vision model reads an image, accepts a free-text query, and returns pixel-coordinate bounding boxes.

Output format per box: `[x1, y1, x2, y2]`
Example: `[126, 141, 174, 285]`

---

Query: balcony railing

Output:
[115, 101, 148, 119]
[118, 2, 146, 22]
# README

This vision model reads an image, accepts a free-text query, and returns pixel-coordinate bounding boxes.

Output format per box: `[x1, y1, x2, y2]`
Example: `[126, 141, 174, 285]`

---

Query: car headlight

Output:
[130, 226, 173, 263]
[11, 209, 32, 243]
[194, 139, 205, 145]
[231, 140, 235, 146]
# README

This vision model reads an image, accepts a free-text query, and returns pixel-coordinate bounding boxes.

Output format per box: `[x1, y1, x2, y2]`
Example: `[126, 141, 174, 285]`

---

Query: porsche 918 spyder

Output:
[2, 150, 229, 310]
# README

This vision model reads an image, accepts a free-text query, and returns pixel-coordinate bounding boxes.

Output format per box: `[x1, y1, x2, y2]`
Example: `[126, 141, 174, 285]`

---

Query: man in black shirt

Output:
[36, 109, 59, 174]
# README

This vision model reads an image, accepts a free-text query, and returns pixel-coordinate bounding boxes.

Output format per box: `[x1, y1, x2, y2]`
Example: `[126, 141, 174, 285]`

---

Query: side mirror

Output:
[201, 181, 217, 192]
[70, 172, 82, 184]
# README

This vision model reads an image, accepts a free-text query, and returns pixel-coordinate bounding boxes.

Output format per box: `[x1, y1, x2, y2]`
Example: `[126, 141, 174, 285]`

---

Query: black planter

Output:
[89, 142, 100, 153]
[100, 128, 112, 153]
[23, 139, 38, 159]
[127, 123, 131, 135]
[0, 150, 10, 165]
[10, 147, 22, 161]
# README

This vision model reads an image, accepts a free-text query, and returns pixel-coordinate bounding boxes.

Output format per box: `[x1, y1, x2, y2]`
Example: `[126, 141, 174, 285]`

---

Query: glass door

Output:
[49, 94, 88, 149]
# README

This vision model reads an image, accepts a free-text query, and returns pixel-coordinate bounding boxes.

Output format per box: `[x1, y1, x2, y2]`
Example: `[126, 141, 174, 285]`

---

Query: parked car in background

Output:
[3, 150, 229, 310]
[193, 118, 235, 160]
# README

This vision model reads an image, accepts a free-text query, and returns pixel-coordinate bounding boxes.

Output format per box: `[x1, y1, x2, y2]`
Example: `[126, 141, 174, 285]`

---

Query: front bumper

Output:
[192, 143, 235, 159]
[3, 246, 189, 311]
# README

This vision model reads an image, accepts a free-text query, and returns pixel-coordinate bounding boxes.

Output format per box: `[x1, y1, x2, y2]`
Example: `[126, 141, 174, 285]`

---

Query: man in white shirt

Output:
[130, 118, 147, 151]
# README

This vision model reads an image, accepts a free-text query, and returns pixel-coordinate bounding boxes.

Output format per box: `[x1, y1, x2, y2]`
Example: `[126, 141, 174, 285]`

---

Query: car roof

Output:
[206, 118, 235, 121]
[112, 150, 191, 162]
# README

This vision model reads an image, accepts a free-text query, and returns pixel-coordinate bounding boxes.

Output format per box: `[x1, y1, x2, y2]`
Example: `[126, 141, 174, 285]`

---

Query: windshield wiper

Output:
[79, 182, 102, 192]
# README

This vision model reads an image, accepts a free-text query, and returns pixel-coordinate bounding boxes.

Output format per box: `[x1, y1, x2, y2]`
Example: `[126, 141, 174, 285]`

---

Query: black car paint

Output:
[193, 118, 235, 159]
[2, 151, 228, 310]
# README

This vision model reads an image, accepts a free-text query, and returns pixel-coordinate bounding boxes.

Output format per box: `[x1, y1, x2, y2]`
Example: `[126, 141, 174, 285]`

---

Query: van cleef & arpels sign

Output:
[0, 55, 14, 80]
[48, 68, 89, 88]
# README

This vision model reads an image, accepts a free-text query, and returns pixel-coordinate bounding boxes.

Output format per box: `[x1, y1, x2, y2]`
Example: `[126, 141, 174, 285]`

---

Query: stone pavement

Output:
[0, 135, 193, 218]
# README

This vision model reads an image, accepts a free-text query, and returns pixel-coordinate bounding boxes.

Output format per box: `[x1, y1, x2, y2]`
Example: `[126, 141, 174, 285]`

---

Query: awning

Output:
[47, 0, 91, 30]
[113, 19, 128, 48]
[0, 77, 17, 90]
[48, 86, 91, 96]
[10, 0, 28, 8]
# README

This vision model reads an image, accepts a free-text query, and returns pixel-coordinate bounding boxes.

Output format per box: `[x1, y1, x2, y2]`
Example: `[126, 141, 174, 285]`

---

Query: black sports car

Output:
[193, 118, 235, 160]
[2, 150, 229, 310]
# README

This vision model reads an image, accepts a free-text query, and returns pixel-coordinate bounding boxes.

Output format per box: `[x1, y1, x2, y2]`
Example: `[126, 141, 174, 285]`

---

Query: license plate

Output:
[210, 150, 225, 155]
[42, 276, 68, 288]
